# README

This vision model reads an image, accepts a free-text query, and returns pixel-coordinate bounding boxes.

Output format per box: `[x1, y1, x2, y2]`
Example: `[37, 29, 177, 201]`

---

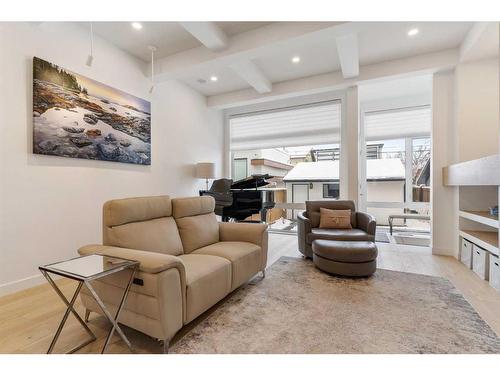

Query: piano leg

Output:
[260, 209, 267, 223]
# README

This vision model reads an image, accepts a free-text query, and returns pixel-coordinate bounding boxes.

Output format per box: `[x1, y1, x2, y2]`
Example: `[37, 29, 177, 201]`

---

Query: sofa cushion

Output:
[103, 195, 172, 227]
[172, 196, 215, 219]
[307, 228, 374, 244]
[193, 241, 262, 290]
[104, 217, 184, 256]
[173, 197, 219, 253]
[178, 254, 231, 323]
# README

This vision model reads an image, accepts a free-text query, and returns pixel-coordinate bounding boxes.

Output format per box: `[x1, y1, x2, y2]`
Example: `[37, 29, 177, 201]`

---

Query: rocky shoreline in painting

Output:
[33, 57, 151, 165]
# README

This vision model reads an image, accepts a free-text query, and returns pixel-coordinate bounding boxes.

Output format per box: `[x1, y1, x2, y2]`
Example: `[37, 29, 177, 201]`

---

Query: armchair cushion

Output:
[306, 228, 374, 244]
[306, 200, 357, 228]
[319, 208, 352, 229]
[193, 241, 262, 290]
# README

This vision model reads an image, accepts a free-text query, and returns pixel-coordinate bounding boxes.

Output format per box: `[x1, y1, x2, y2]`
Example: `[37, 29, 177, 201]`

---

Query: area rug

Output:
[171, 257, 500, 354]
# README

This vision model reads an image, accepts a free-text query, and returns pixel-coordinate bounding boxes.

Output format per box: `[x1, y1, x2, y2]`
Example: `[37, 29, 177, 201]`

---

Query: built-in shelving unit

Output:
[459, 210, 499, 228]
[443, 154, 500, 186]
[443, 154, 500, 286]
[459, 229, 499, 256]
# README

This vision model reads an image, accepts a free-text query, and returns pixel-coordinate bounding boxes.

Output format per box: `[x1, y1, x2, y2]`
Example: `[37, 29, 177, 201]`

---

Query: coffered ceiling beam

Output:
[230, 60, 272, 94]
[335, 33, 359, 78]
[151, 22, 348, 81]
[178, 22, 228, 52]
[459, 22, 498, 62]
[208, 48, 459, 109]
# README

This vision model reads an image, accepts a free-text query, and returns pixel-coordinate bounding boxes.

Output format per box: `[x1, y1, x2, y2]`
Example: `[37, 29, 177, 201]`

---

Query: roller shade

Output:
[230, 101, 341, 151]
[364, 106, 431, 141]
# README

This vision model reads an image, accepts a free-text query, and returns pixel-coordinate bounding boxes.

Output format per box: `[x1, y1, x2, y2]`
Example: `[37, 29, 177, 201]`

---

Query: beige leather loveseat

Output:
[78, 195, 268, 352]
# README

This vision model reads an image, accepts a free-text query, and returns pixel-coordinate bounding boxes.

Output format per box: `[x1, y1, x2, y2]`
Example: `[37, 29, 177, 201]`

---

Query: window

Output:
[232, 158, 247, 181]
[229, 101, 341, 150]
[323, 183, 340, 199]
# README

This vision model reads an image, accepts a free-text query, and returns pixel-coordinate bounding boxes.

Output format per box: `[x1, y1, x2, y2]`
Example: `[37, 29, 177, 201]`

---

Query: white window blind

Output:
[229, 101, 341, 151]
[364, 106, 431, 141]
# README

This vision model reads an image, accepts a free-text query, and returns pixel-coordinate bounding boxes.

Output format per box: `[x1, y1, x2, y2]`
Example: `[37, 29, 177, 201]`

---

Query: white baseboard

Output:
[0, 273, 47, 297]
[432, 246, 458, 258]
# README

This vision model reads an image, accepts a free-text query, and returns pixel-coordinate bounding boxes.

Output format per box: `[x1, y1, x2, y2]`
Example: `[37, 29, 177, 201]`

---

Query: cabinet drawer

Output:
[472, 244, 489, 281]
[460, 237, 472, 268]
[489, 254, 500, 291]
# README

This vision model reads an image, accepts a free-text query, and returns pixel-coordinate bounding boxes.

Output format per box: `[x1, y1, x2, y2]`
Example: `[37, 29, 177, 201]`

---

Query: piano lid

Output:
[231, 174, 274, 190]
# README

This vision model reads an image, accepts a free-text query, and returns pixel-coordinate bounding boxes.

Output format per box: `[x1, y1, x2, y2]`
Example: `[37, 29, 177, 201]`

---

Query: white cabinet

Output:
[472, 244, 490, 280]
[460, 238, 473, 268]
[489, 254, 500, 291]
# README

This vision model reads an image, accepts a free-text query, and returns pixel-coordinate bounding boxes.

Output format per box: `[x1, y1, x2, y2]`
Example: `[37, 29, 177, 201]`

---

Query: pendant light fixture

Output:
[148, 45, 157, 93]
[86, 22, 94, 67]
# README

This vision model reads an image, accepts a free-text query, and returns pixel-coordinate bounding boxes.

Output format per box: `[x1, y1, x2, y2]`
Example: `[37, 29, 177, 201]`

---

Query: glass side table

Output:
[39, 254, 139, 354]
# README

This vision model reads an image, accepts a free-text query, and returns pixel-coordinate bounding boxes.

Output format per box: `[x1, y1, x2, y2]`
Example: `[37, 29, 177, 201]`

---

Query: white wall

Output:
[455, 58, 499, 162]
[0, 23, 223, 295]
[431, 70, 459, 256]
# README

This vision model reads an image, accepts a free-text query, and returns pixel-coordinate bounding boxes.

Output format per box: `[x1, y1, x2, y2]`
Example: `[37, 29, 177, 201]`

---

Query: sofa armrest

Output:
[356, 212, 376, 236]
[218, 222, 268, 270]
[219, 222, 267, 246]
[78, 244, 185, 275]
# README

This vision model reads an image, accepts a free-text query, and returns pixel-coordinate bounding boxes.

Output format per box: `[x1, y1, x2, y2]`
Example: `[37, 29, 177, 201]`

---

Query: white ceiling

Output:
[357, 22, 472, 65]
[83, 21, 493, 98]
[85, 21, 271, 61]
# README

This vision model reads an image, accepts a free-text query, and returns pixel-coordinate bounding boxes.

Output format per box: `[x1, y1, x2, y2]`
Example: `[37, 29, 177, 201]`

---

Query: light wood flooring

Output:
[1, 233, 500, 354]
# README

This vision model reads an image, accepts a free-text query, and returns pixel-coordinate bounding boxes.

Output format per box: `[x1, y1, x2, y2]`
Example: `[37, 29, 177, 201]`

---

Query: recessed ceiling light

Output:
[197, 78, 207, 84]
[131, 22, 143, 30]
[407, 28, 419, 37]
[292, 56, 301, 63]
[210, 76, 218, 82]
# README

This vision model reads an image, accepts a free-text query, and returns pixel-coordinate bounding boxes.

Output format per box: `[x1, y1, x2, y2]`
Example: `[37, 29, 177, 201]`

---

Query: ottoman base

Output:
[313, 253, 376, 277]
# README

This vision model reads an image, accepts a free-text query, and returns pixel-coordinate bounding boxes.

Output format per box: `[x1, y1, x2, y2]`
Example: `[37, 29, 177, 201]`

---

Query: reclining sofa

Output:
[78, 195, 268, 353]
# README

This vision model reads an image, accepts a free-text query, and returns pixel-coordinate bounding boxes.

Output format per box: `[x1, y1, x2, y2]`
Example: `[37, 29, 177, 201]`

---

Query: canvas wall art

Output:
[33, 57, 151, 165]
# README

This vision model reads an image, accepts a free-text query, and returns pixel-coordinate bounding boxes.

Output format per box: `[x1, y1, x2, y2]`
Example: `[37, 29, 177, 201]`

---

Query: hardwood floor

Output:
[1, 233, 499, 354]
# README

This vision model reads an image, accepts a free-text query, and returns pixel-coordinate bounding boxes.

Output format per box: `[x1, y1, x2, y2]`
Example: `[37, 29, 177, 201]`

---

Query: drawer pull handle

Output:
[495, 262, 499, 267]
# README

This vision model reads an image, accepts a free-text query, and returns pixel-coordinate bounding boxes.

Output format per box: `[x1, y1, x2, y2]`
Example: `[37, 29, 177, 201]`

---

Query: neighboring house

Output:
[283, 159, 405, 224]
[232, 148, 293, 184]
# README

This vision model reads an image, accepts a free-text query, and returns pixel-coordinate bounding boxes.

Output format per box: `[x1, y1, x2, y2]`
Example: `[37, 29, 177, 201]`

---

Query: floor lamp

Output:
[196, 162, 215, 191]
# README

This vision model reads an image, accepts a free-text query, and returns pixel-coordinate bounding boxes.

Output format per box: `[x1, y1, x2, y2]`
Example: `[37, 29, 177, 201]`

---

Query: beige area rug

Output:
[171, 257, 500, 354]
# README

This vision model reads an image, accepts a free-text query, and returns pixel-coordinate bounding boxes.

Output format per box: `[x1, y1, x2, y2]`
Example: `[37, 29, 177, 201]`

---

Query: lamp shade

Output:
[196, 162, 215, 179]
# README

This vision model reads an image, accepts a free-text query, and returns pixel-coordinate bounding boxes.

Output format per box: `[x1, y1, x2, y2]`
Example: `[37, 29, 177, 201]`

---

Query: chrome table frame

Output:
[39, 255, 139, 354]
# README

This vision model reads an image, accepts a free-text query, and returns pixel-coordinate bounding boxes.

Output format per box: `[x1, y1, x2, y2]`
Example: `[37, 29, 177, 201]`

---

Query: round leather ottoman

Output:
[312, 239, 378, 277]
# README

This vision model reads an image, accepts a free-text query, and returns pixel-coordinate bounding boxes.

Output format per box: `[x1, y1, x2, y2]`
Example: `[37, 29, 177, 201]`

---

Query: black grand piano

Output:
[200, 174, 275, 222]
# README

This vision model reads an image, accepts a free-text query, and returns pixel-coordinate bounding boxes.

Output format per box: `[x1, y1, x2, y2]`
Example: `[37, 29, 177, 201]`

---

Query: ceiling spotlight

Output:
[292, 56, 301, 63]
[210, 76, 218, 82]
[407, 28, 419, 37]
[132, 22, 143, 30]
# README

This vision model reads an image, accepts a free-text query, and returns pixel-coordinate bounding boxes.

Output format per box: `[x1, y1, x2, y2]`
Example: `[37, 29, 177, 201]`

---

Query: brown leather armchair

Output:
[297, 200, 376, 258]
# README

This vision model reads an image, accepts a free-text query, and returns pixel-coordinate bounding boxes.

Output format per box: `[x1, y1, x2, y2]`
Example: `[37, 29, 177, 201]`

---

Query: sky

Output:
[75, 72, 150, 114]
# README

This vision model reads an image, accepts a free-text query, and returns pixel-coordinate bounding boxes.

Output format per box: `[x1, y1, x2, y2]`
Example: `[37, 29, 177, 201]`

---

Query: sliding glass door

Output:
[359, 106, 431, 245]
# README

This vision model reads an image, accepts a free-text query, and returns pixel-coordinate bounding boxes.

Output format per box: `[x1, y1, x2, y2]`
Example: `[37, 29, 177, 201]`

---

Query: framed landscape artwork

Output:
[33, 57, 151, 165]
